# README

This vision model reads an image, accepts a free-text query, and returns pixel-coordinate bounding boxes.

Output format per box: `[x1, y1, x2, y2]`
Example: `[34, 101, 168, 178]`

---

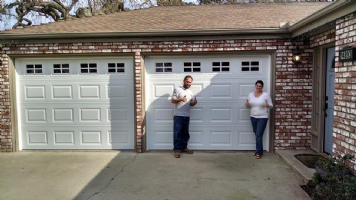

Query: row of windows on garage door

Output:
[23, 60, 262, 75]
[16, 55, 271, 151]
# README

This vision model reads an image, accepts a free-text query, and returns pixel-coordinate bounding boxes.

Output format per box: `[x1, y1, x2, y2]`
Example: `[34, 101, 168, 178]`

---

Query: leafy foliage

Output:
[312, 154, 356, 200]
[0, 0, 124, 29]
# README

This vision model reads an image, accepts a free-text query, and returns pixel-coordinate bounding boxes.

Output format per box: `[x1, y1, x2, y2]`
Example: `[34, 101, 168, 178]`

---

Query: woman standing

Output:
[245, 80, 273, 159]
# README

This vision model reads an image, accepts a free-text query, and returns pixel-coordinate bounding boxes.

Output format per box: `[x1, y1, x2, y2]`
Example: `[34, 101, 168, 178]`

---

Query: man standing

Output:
[171, 75, 198, 158]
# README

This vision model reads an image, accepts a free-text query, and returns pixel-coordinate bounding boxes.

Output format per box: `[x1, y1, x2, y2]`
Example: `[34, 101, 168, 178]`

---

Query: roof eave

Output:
[0, 28, 289, 41]
[289, 0, 354, 36]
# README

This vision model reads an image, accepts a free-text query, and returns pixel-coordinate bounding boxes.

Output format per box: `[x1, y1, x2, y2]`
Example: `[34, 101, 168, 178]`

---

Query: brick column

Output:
[0, 52, 12, 152]
[134, 51, 143, 153]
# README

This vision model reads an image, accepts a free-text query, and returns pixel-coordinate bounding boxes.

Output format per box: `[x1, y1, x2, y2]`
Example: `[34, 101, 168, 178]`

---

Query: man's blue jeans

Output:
[173, 116, 190, 151]
[250, 117, 268, 155]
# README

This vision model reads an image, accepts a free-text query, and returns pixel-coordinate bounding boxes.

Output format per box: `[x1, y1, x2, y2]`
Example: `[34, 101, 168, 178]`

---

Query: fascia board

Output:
[0, 28, 288, 41]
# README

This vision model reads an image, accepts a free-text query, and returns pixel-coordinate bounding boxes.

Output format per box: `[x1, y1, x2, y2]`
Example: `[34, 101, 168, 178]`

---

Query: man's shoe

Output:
[174, 151, 180, 158]
[182, 148, 194, 154]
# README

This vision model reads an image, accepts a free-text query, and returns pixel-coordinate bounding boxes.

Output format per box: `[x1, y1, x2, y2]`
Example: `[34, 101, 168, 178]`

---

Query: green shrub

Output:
[312, 154, 356, 200]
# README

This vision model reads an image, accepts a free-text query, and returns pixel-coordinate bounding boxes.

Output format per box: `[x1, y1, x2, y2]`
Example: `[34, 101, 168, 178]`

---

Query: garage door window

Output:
[155, 62, 172, 73]
[241, 61, 260, 72]
[81, 63, 97, 74]
[53, 64, 70, 74]
[108, 63, 125, 73]
[212, 62, 230, 72]
[184, 62, 201, 73]
[26, 64, 43, 74]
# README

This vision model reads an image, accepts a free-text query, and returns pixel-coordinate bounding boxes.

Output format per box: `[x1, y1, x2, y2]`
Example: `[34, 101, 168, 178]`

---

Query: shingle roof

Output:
[2, 2, 332, 35]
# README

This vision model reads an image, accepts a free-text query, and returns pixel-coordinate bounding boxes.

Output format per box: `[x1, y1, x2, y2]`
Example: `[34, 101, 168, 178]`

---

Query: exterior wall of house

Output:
[309, 11, 356, 171]
[333, 12, 356, 171]
[0, 38, 313, 152]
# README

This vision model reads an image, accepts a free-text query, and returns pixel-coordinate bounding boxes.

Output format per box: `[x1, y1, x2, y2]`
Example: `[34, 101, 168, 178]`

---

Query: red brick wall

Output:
[334, 12, 356, 171]
[0, 39, 313, 152]
[310, 29, 336, 48]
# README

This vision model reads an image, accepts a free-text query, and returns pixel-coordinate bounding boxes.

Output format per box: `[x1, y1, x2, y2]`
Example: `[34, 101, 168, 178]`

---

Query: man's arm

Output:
[190, 97, 197, 106]
[171, 95, 187, 104]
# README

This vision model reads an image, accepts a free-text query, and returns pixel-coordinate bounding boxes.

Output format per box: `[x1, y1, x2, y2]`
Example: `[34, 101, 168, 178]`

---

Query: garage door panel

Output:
[52, 86, 73, 99]
[190, 108, 204, 122]
[26, 109, 47, 122]
[146, 105, 173, 124]
[107, 85, 129, 99]
[80, 108, 101, 122]
[238, 84, 256, 99]
[25, 85, 46, 99]
[153, 84, 175, 99]
[17, 57, 134, 150]
[21, 104, 134, 126]
[79, 85, 101, 99]
[146, 55, 270, 150]
[209, 108, 232, 122]
[21, 126, 134, 149]
[54, 131, 75, 144]
[210, 131, 233, 147]
[239, 108, 252, 123]
[189, 131, 204, 146]
[19, 81, 133, 102]
[210, 84, 232, 99]
[189, 84, 203, 98]
[53, 109, 74, 122]
[27, 131, 48, 145]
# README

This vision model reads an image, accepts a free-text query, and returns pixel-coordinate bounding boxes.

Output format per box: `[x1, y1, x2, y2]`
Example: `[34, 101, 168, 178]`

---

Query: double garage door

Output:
[16, 57, 134, 149]
[145, 55, 271, 150]
[16, 55, 270, 150]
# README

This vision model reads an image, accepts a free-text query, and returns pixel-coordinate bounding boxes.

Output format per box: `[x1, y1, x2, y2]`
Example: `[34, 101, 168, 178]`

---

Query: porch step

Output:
[275, 150, 319, 184]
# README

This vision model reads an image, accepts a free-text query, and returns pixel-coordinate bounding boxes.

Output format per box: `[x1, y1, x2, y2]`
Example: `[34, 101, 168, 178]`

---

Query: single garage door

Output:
[145, 55, 271, 150]
[16, 57, 134, 150]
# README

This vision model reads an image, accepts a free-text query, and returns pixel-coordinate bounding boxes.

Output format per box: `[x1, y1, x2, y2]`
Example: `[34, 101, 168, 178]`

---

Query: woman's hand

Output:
[245, 99, 250, 108]
[264, 99, 269, 108]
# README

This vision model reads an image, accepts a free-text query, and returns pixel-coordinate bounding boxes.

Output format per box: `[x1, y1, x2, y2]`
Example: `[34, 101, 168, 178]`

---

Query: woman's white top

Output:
[247, 92, 273, 118]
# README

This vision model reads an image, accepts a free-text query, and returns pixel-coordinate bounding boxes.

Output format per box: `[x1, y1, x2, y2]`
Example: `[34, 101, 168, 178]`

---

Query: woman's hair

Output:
[184, 75, 193, 81]
[255, 80, 264, 87]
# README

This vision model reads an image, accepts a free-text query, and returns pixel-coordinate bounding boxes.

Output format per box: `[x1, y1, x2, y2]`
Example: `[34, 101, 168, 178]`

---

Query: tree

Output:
[0, 0, 124, 29]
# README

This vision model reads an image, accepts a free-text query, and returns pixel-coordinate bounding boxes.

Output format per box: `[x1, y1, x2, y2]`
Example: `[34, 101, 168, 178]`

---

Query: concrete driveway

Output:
[0, 151, 310, 200]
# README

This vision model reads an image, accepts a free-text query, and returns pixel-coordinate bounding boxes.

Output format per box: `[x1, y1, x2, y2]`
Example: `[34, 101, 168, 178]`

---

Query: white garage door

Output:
[16, 57, 134, 150]
[145, 55, 271, 150]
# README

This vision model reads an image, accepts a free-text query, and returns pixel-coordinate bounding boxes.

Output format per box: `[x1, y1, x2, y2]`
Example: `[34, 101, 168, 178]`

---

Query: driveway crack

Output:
[87, 153, 139, 200]
[198, 177, 249, 182]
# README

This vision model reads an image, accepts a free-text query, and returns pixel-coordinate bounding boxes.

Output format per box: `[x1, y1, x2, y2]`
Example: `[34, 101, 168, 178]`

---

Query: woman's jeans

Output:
[173, 116, 190, 151]
[250, 117, 268, 155]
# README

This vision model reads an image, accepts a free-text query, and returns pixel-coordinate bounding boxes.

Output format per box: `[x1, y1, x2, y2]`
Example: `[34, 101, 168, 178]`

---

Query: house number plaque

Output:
[339, 46, 356, 62]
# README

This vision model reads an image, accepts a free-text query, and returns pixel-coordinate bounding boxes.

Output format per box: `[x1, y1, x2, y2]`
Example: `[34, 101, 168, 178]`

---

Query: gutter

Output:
[289, 0, 352, 32]
[0, 28, 288, 40]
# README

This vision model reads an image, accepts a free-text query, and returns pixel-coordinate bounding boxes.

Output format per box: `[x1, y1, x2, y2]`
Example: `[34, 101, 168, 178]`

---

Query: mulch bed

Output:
[294, 154, 323, 169]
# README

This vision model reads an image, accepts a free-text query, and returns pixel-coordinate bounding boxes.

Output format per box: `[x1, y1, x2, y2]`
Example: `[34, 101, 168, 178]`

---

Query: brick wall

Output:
[0, 39, 313, 152]
[0, 52, 12, 152]
[334, 12, 356, 171]
[310, 29, 336, 48]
